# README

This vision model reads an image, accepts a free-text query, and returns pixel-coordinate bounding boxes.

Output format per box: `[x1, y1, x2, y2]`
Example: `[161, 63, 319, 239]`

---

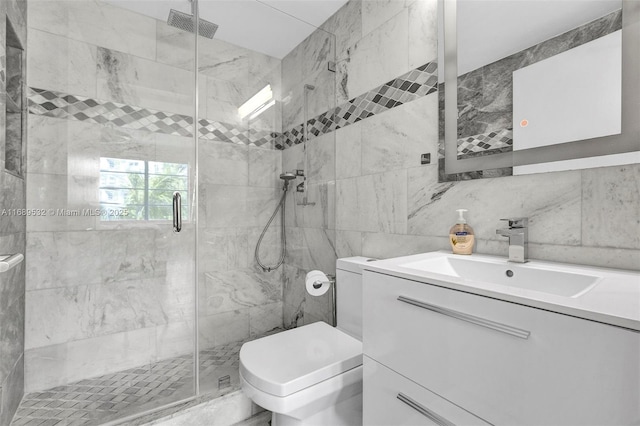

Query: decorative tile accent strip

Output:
[27, 88, 278, 148]
[457, 128, 513, 159]
[278, 61, 438, 149]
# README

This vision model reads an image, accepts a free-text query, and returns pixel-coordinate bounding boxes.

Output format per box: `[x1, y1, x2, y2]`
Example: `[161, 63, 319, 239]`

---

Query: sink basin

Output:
[400, 255, 601, 298]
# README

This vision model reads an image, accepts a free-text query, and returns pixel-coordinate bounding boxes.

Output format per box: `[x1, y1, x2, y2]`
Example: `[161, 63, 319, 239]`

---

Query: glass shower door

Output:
[19, 0, 199, 423]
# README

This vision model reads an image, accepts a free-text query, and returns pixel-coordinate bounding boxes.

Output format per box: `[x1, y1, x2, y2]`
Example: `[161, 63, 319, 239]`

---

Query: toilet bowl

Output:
[239, 257, 372, 426]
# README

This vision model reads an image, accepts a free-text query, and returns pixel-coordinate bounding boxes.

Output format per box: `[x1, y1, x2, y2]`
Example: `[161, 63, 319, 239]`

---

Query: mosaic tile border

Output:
[27, 88, 278, 148]
[457, 128, 513, 159]
[278, 61, 438, 149]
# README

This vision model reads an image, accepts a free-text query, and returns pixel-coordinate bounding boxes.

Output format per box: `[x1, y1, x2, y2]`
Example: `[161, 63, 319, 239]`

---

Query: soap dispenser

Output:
[449, 209, 475, 255]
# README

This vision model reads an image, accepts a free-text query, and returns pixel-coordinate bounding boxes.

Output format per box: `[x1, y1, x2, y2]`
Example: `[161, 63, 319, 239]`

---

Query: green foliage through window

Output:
[99, 158, 189, 221]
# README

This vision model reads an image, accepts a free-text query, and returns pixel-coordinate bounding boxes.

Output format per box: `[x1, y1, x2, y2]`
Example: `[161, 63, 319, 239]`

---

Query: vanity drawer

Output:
[363, 356, 490, 426]
[363, 270, 640, 425]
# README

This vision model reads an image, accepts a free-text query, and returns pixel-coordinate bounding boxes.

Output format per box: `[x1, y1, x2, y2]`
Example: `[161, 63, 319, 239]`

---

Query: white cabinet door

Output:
[363, 356, 490, 426]
[363, 271, 640, 425]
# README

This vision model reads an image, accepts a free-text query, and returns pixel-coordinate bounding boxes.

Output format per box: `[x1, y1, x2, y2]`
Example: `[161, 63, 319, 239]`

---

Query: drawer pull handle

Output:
[397, 393, 455, 426]
[397, 295, 530, 340]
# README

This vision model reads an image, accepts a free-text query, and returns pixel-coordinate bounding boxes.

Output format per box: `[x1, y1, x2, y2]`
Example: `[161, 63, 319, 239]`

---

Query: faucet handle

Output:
[500, 217, 528, 228]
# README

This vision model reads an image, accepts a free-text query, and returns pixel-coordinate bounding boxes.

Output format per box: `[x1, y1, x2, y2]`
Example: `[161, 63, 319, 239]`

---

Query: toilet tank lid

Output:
[336, 257, 378, 274]
[239, 322, 362, 397]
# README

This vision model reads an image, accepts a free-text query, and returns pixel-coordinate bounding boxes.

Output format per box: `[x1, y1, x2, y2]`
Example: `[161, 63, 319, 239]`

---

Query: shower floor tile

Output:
[11, 329, 283, 426]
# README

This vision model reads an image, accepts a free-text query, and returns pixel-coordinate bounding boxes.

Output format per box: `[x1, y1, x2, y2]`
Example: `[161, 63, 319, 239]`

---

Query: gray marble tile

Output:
[362, 93, 437, 175]
[408, 0, 438, 69]
[5, 111, 23, 177]
[248, 147, 281, 188]
[198, 310, 249, 349]
[362, 232, 447, 259]
[0, 174, 25, 235]
[26, 231, 101, 291]
[282, 83, 304, 132]
[361, 0, 406, 38]
[248, 52, 281, 99]
[307, 132, 335, 183]
[335, 122, 362, 179]
[582, 165, 640, 250]
[345, 8, 409, 98]
[200, 268, 282, 316]
[0, 296, 24, 387]
[284, 227, 305, 270]
[407, 166, 583, 246]
[200, 140, 249, 186]
[27, 115, 90, 177]
[28, 0, 157, 61]
[336, 230, 363, 258]
[205, 186, 279, 229]
[207, 76, 249, 106]
[0, 233, 25, 309]
[290, 182, 332, 230]
[100, 229, 168, 284]
[205, 92, 245, 127]
[336, 169, 408, 234]
[155, 321, 194, 361]
[200, 228, 239, 274]
[25, 173, 97, 232]
[249, 302, 283, 338]
[300, 30, 335, 79]
[25, 276, 190, 349]
[0, 354, 23, 426]
[335, 59, 350, 104]
[247, 226, 281, 272]
[282, 140, 304, 174]
[158, 22, 252, 86]
[474, 239, 640, 271]
[306, 67, 337, 121]
[24, 327, 156, 392]
[27, 29, 97, 98]
[283, 301, 304, 329]
[96, 47, 194, 116]
[320, 0, 362, 61]
[281, 42, 303, 94]
[283, 264, 307, 315]
[302, 228, 337, 274]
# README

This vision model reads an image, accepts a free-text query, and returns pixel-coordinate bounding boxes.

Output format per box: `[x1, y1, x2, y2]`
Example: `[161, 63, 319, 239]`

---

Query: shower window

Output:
[99, 157, 189, 221]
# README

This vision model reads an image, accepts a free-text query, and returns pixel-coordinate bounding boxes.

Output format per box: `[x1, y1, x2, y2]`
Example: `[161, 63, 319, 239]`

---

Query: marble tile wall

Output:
[24, 0, 285, 393]
[282, 0, 639, 328]
[0, 0, 26, 424]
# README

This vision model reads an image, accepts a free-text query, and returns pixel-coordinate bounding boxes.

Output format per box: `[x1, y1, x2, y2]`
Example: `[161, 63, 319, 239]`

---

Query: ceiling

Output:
[103, 0, 348, 59]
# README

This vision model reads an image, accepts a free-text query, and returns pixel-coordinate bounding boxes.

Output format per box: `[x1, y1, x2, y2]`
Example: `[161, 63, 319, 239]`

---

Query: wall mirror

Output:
[438, 0, 640, 181]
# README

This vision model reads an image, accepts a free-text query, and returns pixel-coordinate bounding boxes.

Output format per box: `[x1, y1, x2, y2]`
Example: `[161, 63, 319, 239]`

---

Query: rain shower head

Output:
[167, 9, 218, 39]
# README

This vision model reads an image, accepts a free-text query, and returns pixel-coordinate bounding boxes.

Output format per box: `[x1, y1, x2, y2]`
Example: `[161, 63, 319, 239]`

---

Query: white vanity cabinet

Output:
[362, 270, 640, 425]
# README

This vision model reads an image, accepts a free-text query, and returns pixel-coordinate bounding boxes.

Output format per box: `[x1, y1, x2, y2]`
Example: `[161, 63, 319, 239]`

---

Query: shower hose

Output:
[255, 187, 288, 272]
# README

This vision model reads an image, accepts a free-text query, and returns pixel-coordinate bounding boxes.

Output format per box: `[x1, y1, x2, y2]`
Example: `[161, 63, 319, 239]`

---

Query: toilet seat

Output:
[239, 321, 362, 398]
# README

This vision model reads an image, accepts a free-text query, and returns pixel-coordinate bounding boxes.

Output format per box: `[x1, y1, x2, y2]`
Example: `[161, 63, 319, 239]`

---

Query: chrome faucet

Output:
[496, 217, 528, 263]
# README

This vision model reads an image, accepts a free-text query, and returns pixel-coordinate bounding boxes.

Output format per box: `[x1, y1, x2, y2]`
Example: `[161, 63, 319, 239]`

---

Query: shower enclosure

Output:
[3, 0, 337, 424]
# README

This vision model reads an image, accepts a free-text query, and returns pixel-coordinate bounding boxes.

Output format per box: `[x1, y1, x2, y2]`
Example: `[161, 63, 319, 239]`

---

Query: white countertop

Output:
[363, 251, 640, 332]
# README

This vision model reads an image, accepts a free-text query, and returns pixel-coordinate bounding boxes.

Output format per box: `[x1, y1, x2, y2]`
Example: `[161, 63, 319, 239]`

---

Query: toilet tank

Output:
[336, 256, 376, 340]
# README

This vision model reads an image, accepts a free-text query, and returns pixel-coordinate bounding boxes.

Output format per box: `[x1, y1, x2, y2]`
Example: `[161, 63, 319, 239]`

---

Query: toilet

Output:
[239, 257, 371, 426]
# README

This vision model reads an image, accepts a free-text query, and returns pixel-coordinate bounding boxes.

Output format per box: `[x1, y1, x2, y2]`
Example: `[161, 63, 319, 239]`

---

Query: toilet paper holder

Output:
[311, 274, 335, 289]
[312, 274, 337, 327]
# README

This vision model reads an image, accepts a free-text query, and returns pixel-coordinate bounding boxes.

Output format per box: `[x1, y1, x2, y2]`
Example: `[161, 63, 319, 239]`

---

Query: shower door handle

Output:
[173, 191, 182, 233]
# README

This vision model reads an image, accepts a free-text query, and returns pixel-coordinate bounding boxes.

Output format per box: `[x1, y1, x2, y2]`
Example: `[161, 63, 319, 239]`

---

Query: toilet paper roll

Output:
[305, 270, 331, 296]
